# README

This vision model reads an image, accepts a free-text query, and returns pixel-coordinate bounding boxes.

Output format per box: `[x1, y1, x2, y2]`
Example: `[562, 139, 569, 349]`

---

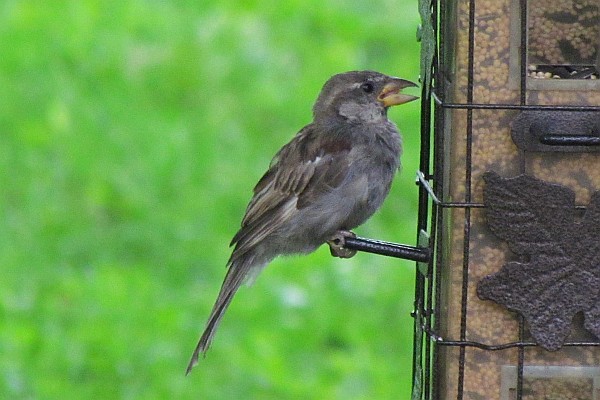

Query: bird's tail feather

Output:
[186, 254, 257, 375]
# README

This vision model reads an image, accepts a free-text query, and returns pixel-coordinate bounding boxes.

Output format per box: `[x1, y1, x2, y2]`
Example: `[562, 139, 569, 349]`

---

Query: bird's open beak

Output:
[377, 79, 419, 107]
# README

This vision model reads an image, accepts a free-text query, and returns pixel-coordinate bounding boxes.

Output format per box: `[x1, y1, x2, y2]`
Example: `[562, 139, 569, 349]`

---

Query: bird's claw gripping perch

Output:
[327, 230, 357, 258]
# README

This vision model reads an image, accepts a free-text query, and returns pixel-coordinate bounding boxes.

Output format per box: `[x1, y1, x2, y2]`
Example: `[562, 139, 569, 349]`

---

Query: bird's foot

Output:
[327, 230, 357, 259]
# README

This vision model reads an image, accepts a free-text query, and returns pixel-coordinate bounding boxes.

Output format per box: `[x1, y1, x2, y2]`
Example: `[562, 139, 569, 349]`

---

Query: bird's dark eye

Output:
[361, 82, 374, 93]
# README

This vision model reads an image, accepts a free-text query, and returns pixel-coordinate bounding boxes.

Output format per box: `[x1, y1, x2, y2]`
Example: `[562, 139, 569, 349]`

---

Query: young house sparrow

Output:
[187, 71, 417, 373]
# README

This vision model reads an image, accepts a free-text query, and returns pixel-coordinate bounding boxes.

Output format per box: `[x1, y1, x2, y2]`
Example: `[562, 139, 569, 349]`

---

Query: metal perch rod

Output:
[342, 236, 431, 263]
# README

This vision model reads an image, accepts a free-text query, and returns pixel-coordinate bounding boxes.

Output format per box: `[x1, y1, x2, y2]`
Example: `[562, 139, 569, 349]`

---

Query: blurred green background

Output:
[0, 0, 421, 398]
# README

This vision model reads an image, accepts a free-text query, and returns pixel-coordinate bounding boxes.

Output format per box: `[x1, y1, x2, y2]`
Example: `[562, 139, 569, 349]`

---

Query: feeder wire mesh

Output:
[413, 0, 600, 399]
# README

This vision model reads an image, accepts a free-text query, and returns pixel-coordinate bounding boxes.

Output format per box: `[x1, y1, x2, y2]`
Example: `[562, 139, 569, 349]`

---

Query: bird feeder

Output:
[412, 0, 600, 398]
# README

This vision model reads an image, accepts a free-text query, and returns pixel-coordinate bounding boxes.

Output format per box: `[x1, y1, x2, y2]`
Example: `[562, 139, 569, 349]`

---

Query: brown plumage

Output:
[187, 71, 417, 374]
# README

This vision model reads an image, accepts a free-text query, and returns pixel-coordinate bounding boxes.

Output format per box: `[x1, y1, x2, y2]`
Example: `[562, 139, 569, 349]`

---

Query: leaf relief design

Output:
[477, 172, 600, 350]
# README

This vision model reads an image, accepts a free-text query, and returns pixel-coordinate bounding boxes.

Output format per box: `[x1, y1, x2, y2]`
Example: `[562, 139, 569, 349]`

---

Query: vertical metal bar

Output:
[414, 33, 431, 400]
[423, 1, 440, 397]
[516, 1, 528, 399]
[413, 0, 443, 393]
[431, 0, 445, 397]
[412, 105, 428, 398]
[517, 316, 526, 400]
[519, 0, 528, 105]
[432, 105, 444, 400]
[417, 76, 432, 400]
[457, 0, 476, 397]
[430, 0, 444, 396]
[425, 205, 438, 400]
[417, 36, 433, 234]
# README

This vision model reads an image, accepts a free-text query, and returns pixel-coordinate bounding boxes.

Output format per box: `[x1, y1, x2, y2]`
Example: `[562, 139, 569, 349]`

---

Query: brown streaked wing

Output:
[229, 125, 352, 259]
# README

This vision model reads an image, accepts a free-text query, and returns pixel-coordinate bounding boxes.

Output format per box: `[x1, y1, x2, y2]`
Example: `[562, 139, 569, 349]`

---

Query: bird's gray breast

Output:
[280, 123, 401, 252]
[318, 123, 401, 230]
[340, 136, 400, 229]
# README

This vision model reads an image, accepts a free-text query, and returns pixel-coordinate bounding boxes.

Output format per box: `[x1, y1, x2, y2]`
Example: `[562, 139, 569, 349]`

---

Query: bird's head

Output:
[312, 71, 418, 123]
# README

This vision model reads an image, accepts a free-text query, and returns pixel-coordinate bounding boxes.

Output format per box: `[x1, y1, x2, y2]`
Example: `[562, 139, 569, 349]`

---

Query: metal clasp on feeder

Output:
[511, 110, 600, 152]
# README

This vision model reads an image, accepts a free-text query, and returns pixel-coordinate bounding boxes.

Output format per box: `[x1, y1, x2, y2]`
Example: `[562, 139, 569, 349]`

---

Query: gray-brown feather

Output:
[188, 71, 406, 373]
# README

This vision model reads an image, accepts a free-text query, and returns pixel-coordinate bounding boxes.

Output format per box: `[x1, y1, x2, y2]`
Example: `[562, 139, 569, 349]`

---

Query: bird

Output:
[187, 70, 417, 374]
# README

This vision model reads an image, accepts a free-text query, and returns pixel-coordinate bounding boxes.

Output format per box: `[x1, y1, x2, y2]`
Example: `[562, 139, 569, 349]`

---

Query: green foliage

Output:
[0, 0, 421, 398]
